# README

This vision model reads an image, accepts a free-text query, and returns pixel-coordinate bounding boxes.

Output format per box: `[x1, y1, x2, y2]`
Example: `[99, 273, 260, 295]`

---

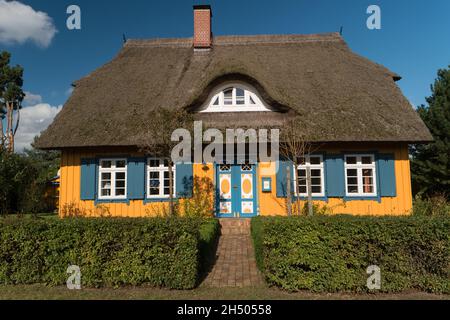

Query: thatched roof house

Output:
[38, 5, 431, 218]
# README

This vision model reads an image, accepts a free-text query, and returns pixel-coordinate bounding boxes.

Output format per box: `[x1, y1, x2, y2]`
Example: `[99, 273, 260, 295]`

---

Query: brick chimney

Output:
[193, 5, 212, 49]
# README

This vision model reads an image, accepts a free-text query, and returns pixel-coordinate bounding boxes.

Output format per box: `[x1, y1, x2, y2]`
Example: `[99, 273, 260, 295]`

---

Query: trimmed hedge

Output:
[198, 218, 221, 275]
[0, 217, 220, 289]
[251, 216, 450, 293]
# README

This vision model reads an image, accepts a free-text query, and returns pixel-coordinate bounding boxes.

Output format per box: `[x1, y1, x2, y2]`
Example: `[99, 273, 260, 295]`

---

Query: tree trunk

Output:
[168, 162, 174, 216]
[13, 105, 20, 136]
[0, 117, 4, 148]
[6, 102, 14, 153]
[286, 165, 292, 216]
[306, 167, 313, 216]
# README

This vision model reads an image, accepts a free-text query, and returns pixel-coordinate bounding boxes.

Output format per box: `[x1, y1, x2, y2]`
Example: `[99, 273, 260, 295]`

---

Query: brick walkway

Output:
[202, 219, 264, 288]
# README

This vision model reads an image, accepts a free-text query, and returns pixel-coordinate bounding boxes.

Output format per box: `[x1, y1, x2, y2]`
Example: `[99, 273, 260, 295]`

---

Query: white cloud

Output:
[0, 0, 57, 48]
[23, 92, 42, 106]
[15, 103, 62, 152]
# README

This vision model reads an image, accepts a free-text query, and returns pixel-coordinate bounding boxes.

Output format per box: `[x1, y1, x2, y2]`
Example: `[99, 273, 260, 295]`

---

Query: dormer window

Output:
[199, 83, 271, 113]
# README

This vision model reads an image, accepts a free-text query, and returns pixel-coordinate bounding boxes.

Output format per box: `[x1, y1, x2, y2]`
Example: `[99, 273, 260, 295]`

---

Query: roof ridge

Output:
[125, 32, 343, 48]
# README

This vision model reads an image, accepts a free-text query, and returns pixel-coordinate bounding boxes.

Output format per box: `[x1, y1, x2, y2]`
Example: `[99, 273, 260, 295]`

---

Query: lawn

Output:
[0, 285, 448, 300]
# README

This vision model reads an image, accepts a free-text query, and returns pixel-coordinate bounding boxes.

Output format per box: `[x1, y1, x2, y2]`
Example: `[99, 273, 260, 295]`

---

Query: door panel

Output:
[216, 163, 257, 218]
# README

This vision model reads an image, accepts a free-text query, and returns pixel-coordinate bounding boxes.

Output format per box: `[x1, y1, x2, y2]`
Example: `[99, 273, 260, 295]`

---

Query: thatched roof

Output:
[36, 33, 432, 149]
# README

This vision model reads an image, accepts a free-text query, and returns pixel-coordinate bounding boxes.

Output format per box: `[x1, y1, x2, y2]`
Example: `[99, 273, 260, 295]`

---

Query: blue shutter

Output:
[276, 160, 294, 198]
[176, 163, 193, 198]
[325, 154, 345, 197]
[127, 158, 146, 200]
[378, 154, 396, 197]
[80, 158, 96, 200]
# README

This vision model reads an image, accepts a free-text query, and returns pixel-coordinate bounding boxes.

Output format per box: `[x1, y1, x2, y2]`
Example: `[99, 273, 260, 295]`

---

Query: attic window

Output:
[200, 83, 271, 113]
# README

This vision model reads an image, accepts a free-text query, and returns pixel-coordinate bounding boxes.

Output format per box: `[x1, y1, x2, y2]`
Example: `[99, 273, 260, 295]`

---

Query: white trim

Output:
[198, 82, 272, 113]
[293, 155, 325, 197]
[146, 158, 176, 199]
[98, 158, 127, 200]
[344, 154, 377, 197]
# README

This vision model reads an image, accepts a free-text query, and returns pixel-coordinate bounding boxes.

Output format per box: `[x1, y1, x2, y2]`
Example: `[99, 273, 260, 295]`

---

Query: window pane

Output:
[101, 172, 111, 180]
[101, 181, 111, 189]
[224, 88, 233, 105]
[362, 169, 373, 177]
[249, 96, 256, 104]
[297, 178, 306, 186]
[101, 160, 112, 168]
[347, 169, 357, 177]
[236, 88, 245, 104]
[163, 159, 169, 167]
[347, 185, 358, 193]
[310, 157, 321, 165]
[150, 172, 159, 179]
[101, 189, 111, 196]
[347, 177, 358, 185]
[164, 179, 170, 187]
[150, 188, 159, 195]
[116, 160, 126, 168]
[212, 97, 219, 105]
[298, 169, 306, 177]
[346, 156, 357, 165]
[149, 159, 159, 167]
[116, 180, 125, 188]
[311, 169, 321, 177]
[149, 180, 160, 187]
[299, 186, 307, 194]
[116, 189, 125, 196]
[297, 157, 306, 165]
[363, 185, 374, 193]
[311, 178, 321, 185]
[116, 172, 125, 180]
[362, 156, 373, 164]
[311, 186, 321, 193]
[164, 171, 169, 179]
[164, 187, 170, 195]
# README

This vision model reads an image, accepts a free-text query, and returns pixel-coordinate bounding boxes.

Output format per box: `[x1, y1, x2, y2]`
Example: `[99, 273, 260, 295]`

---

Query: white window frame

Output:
[146, 158, 176, 199]
[294, 155, 325, 197]
[344, 154, 377, 197]
[199, 82, 271, 113]
[98, 158, 127, 200]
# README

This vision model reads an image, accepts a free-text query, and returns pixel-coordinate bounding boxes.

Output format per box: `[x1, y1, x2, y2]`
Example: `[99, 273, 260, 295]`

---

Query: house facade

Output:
[36, 6, 432, 217]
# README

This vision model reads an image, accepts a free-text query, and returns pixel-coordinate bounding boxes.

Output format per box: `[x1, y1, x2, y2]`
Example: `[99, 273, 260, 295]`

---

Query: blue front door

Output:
[216, 163, 258, 218]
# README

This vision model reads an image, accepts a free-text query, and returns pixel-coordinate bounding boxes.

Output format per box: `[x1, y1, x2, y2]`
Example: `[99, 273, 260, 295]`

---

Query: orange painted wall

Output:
[59, 143, 412, 217]
[257, 143, 412, 216]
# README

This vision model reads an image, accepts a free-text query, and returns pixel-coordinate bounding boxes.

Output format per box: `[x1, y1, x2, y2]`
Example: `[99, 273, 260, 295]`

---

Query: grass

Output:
[0, 284, 448, 300]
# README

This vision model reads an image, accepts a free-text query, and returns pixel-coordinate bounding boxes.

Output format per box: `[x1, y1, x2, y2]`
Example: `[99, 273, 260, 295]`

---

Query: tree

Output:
[280, 116, 316, 216]
[0, 51, 25, 153]
[411, 66, 450, 198]
[138, 107, 193, 216]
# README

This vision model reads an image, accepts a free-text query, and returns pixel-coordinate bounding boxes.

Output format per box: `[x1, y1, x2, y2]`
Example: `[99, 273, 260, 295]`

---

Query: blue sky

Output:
[1, 0, 449, 150]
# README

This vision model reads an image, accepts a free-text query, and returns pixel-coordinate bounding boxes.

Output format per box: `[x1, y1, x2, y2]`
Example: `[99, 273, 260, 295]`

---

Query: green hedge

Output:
[251, 216, 450, 293]
[0, 217, 220, 289]
[198, 218, 221, 274]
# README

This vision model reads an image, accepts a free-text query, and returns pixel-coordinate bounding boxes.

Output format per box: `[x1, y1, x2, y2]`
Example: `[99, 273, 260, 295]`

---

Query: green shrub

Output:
[198, 218, 220, 276]
[252, 215, 450, 293]
[413, 194, 450, 216]
[0, 217, 218, 289]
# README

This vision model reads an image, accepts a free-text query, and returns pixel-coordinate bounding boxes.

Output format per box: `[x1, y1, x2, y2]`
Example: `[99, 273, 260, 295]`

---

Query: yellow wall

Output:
[59, 143, 412, 217]
[258, 143, 412, 216]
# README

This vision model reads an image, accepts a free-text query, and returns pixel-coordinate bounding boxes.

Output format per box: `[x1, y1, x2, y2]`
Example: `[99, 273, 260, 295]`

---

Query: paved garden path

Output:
[202, 219, 264, 288]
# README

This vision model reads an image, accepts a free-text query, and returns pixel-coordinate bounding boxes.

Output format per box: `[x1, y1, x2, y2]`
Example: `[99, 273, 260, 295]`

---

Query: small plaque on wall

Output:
[262, 177, 271, 192]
